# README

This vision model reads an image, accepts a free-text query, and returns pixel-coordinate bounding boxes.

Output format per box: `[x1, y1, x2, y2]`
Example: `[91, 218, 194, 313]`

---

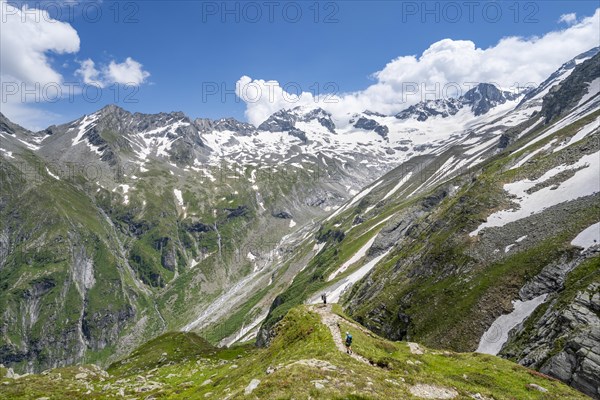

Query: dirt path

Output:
[310, 304, 459, 399]
[309, 304, 371, 365]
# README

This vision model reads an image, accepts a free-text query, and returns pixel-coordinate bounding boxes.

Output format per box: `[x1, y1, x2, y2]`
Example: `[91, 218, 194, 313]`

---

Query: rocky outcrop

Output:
[502, 250, 600, 399]
[353, 117, 389, 140]
[395, 83, 521, 121]
[272, 211, 293, 219]
[194, 117, 256, 136]
[518, 47, 599, 107]
[541, 52, 600, 123]
[395, 98, 462, 121]
[462, 83, 519, 116]
[257, 107, 336, 136]
[538, 289, 600, 397]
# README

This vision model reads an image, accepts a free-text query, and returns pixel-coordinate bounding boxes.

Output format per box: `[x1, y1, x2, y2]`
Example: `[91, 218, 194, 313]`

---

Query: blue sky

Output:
[2, 1, 599, 129]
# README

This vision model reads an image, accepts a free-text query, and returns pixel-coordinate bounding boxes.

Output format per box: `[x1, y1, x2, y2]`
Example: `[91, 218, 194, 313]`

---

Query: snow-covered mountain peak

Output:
[462, 83, 521, 116]
[257, 105, 336, 134]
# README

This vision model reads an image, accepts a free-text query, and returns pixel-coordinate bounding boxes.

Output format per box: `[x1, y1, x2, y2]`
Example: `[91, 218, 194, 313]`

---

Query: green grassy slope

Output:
[0, 304, 588, 399]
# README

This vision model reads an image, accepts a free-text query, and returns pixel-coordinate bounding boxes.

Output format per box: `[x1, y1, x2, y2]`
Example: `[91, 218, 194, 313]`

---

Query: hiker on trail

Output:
[321, 293, 327, 305]
[345, 331, 353, 354]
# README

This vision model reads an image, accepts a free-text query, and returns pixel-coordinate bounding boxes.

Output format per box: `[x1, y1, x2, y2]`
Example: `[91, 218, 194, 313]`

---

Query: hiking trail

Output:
[309, 304, 459, 399]
[310, 304, 371, 365]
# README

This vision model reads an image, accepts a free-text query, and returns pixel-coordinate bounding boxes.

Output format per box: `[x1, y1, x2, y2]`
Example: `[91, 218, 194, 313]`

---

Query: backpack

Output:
[345, 334, 352, 346]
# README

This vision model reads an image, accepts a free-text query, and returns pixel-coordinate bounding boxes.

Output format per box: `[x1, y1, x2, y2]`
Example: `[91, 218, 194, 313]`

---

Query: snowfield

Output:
[310, 249, 392, 304]
[477, 294, 548, 355]
[571, 222, 600, 251]
[328, 235, 377, 281]
[471, 151, 600, 236]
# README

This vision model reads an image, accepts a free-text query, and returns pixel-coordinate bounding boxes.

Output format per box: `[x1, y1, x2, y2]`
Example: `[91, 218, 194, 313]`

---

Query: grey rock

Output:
[244, 378, 260, 395]
[353, 117, 389, 140]
[272, 211, 293, 219]
[519, 255, 578, 300]
[505, 281, 600, 399]
[463, 83, 519, 116]
[526, 383, 548, 393]
[395, 98, 462, 121]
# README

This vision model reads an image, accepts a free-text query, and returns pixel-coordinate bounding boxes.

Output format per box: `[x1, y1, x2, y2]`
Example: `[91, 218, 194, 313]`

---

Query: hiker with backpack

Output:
[345, 331, 353, 354]
[321, 293, 327, 305]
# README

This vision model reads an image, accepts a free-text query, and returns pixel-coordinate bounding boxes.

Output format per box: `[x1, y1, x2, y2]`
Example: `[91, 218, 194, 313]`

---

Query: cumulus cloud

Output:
[558, 13, 577, 25]
[0, 0, 81, 129]
[75, 57, 150, 88]
[75, 59, 104, 87]
[0, 0, 150, 129]
[106, 57, 151, 85]
[235, 76, 318, 127]
[0, 0, 80, 85]
[238, 8, 600, 126]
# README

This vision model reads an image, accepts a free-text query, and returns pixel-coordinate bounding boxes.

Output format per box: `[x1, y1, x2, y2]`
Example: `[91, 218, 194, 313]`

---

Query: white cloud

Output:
[75, 59, 104, 87]
[74, 57, 150, 88]
[235, 76, 318, 127]
[559, 13, 577, 25]
[0, 0, 150, 129]
[238, 8, 600, 126]
[105, 57, 150, 86]
[0, 0, 80, 129]
[0, 0, 80, 85]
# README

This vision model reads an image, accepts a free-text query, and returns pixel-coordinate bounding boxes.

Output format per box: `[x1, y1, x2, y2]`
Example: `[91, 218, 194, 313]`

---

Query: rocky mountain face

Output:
[541, 51, 600, 123]
[0, 48, 598, 398]
[518, 46, 600, 108]
[0, 105, 360, 373]
[501, 249, 600, 397]
[395, 83, 523, 121]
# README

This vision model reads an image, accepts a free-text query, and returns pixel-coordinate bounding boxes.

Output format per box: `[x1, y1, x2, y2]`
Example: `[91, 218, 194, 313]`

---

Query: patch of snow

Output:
[518, 106, 598, 153]
[571, 222, 600, 251]
[463, 136, 498, 156]
[221, 312, 268, 347]
[0, 149, 14, 158]
[289, 219, 297, 228]
[113, 184, 130, 205]
[46, 167, 60, 180]
[382, 172, 413, 201]
[328, 235, 377, 281]
[326, 180, 383, 222]
[577, 77, 600, 107]
[471, 151, 600, 236]
[244, 379, 261, 395]
[313, 242, 326, 253]
[477, 294, 547, 355]
[173, 189, 184, 206]
[72, 114, 98, 145]
[510, 139, 556, 170]
[552, 116, 600, 153]
[314, 249, 392, 304]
